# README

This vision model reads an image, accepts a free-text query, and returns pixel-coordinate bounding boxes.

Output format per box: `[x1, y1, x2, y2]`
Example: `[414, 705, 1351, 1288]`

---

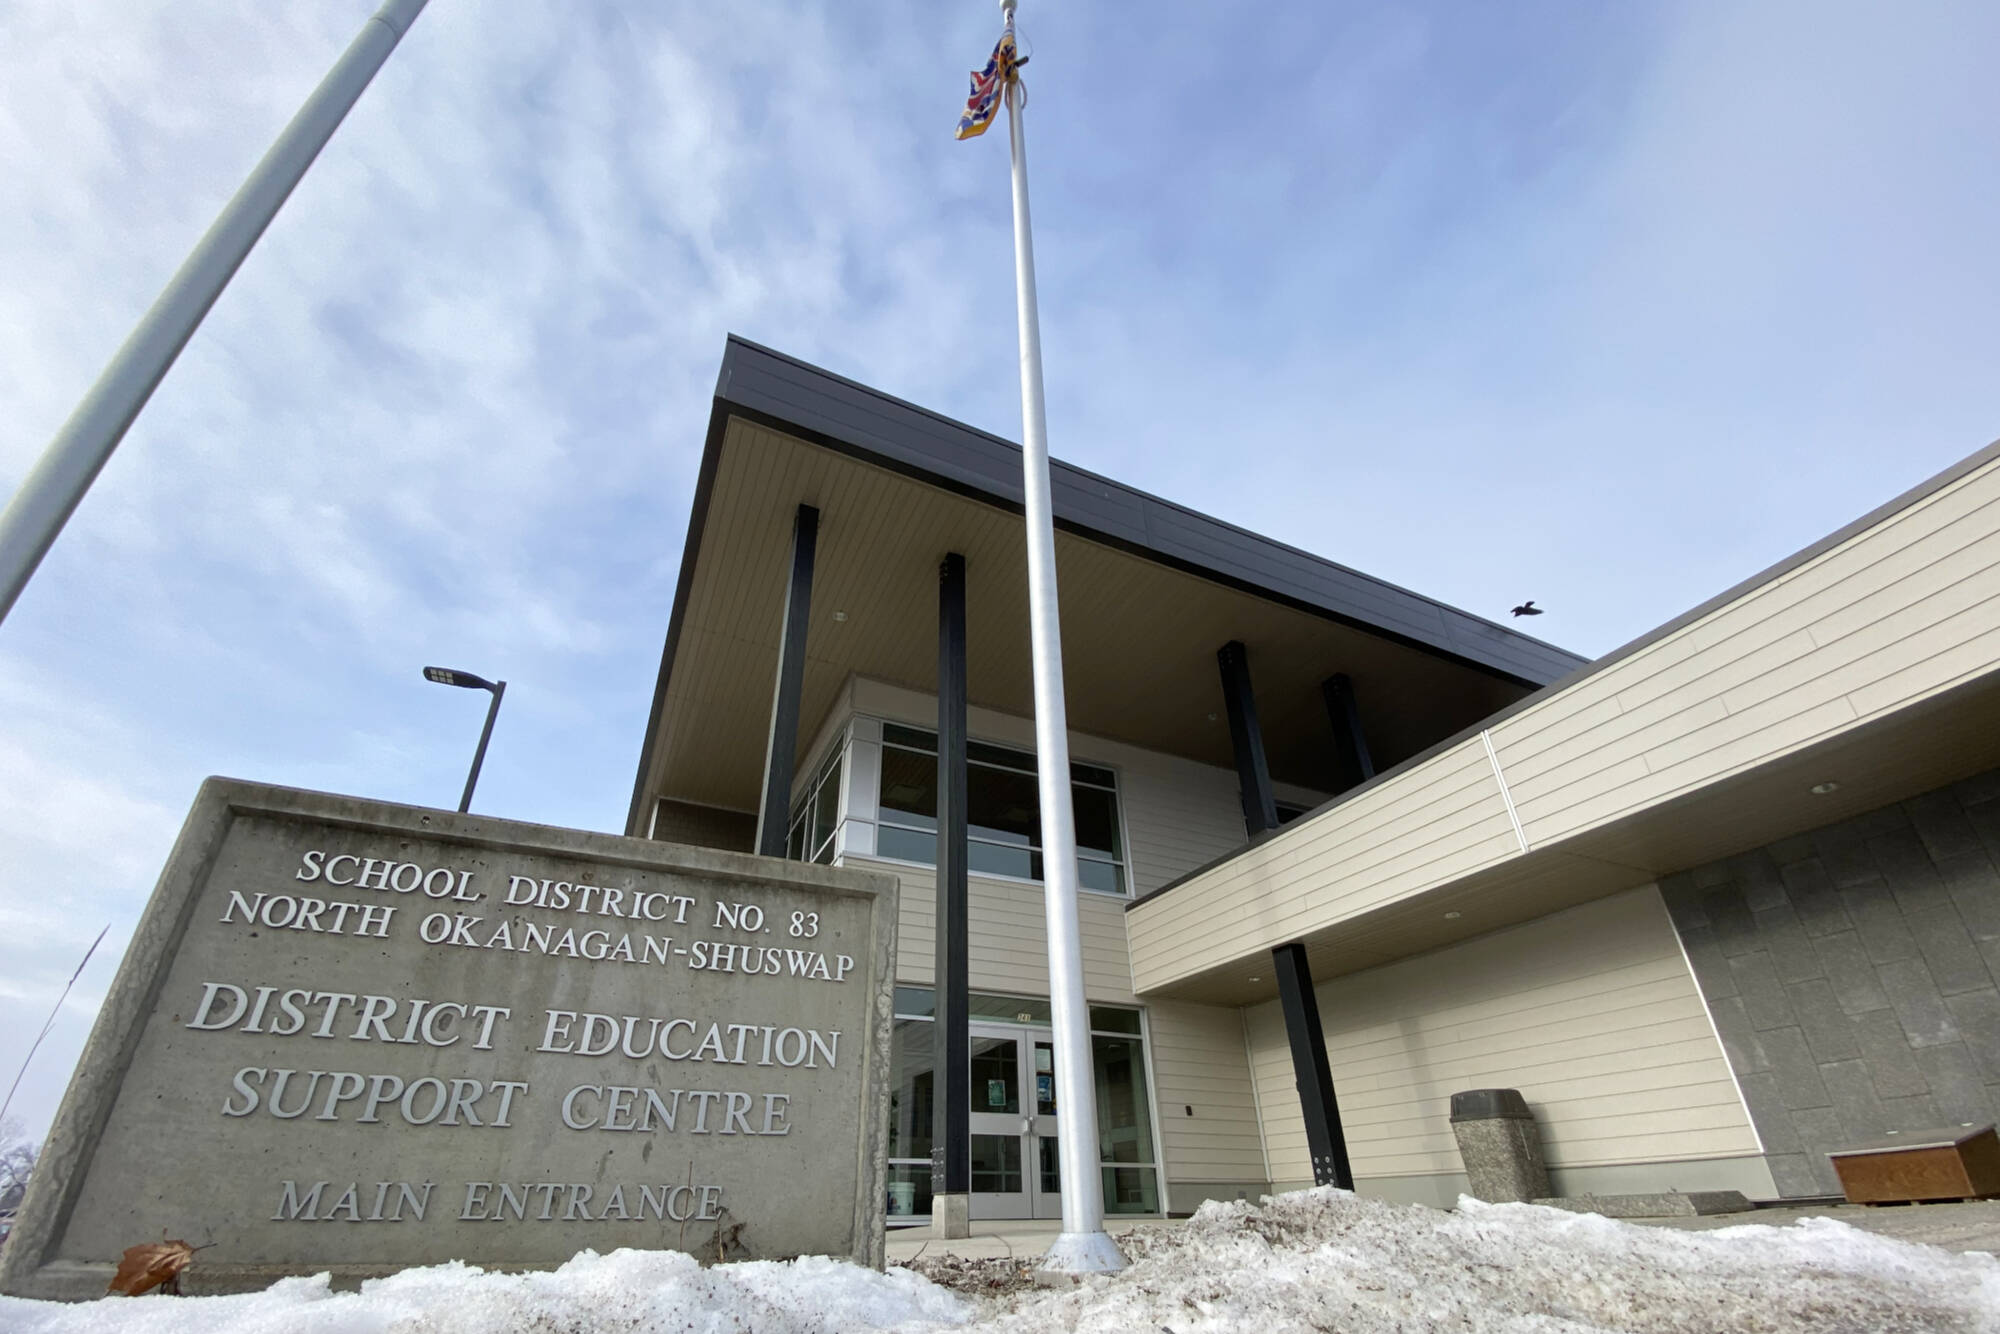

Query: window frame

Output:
[785, 739, 847, 866]
[873, 721, 1132, 897]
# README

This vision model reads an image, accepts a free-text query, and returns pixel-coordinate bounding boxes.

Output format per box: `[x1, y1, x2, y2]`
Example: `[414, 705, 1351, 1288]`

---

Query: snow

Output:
[4, 1188, 1997, 1333]
[0, 1249, 967, 1334]
[960, 1191, 2000, 1333]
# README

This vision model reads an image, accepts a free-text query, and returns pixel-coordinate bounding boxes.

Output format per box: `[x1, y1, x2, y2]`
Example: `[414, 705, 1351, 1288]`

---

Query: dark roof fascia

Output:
[1126, 432, 2000, 912]
[625, 334, 1590, 835]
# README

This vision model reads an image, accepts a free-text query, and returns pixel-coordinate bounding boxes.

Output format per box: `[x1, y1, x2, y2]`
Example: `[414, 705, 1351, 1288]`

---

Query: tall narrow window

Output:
[874, 724, 1127, 895]
[786, 742, 845, 865]
[1090, 1005, 1160, 1214]
[885, 986, 936, 1222]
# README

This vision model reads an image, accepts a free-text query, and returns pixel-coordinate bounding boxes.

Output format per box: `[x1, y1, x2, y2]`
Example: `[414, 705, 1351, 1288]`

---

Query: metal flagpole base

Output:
[1037, 1229, 1127, 1278]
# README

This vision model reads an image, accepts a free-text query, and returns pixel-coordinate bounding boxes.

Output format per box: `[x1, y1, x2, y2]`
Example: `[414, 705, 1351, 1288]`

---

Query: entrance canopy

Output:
[627, 338, 1584, 834]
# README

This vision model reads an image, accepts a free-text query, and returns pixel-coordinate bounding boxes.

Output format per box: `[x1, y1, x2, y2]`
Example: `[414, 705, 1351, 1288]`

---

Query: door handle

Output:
[1021, 1116, 1034, 1136]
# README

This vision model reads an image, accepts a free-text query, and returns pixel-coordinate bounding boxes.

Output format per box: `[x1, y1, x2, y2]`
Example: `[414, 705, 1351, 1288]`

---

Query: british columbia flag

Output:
[954, 21, 1024, 140]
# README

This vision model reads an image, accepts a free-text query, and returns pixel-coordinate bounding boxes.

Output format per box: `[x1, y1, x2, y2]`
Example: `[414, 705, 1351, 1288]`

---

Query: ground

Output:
[2, 1188, 1996, 1331]
[1636, 1198, 2000, 1256]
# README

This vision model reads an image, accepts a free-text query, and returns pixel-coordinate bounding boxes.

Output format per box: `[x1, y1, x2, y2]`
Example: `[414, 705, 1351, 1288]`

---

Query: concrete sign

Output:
[0, 780, 897, 1299]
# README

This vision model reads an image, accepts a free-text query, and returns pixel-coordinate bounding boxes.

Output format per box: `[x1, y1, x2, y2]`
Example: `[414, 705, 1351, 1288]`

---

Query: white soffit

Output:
[642, 420, 1536, 813]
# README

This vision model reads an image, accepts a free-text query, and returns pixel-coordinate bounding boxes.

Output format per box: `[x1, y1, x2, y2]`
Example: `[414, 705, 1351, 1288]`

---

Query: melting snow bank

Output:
[4, 1188, 1998, 1333]
[0, 1250, 969, 1334]
[955, 1189, 2000, 1333]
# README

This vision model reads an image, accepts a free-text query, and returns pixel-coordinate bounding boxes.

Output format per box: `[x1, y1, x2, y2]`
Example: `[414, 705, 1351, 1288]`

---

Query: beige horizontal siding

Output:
[1131, 452, 2000, 994]
[1129, 744, 1514, 990]
[1146, 1001, 1268, 1186]
[1246, 888, 1757, 1185]
[1494, 471, 2000, 845]
[847, 856, 1137, 1003]
[1119, 752, 1263, 895]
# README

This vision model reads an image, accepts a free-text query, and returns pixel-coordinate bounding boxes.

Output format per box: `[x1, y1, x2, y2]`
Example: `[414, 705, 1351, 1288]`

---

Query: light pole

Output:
[0, 0, 431, 630]
[422, 667, 505, 813]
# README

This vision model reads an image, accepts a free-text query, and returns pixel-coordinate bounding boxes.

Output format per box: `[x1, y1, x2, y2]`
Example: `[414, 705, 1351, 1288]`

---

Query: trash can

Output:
[1449, 1088, 1551, 1203]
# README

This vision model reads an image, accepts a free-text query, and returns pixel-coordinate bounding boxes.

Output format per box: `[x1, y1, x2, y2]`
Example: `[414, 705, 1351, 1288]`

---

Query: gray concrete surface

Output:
[1659, 766, 2000, 1199]
[1533, 1191, 1751, 1218]
[1636, 1199, 2000, 1255]
[1451, 1115, 1551, 1203]
[930, 1193, 971, 1240]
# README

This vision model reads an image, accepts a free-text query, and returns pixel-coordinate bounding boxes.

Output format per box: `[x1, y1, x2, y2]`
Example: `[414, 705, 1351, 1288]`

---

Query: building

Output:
[627, 336, 2000, 1224]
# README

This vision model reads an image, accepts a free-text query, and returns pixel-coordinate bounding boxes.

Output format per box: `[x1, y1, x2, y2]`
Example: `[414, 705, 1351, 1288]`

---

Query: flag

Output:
[954, 21, 1025, 140]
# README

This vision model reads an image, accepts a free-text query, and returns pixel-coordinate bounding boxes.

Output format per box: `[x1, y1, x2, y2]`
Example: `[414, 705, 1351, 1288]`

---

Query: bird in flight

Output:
[1511, 601, 1543, 617]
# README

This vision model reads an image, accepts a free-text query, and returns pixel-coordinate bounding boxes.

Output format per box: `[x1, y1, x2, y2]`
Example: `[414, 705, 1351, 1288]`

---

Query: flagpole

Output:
[998, 0, 1126, 1276]
[0, 0, 431, 630]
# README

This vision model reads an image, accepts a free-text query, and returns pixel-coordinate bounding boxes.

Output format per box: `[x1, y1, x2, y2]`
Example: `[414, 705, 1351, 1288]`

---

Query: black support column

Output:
[1217, 640, 1279, 836]
[931, 553, 971, 1235]
[754, 504, 818, 858]
[1320, 673, 1376, 790]
[1272, 942, 1354, 1189]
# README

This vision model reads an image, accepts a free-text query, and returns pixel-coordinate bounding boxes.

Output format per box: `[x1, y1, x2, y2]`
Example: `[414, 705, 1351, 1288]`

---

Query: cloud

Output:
[0, 661, 169, 1130]
[0, 0, 1020, 1140]
[1, 0, 1996, 1146]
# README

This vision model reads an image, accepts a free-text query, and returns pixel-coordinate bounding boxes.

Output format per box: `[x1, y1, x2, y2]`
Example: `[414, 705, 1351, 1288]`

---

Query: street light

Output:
[422, 666, 505, 813]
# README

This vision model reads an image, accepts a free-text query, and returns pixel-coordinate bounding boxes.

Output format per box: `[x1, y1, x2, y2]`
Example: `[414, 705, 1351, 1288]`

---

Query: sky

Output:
[1, 0, 1997, 1144]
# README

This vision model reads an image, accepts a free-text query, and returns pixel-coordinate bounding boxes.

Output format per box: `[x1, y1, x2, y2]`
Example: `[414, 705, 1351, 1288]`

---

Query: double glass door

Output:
[967, 1023, 1062, 1219]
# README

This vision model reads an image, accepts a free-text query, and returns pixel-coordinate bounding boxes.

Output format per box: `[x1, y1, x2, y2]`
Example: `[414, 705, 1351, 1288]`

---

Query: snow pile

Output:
[3, 1188, 1997, 1332]
[0, 1247, 968, 1334]
[962, 1189, 2000, 1333]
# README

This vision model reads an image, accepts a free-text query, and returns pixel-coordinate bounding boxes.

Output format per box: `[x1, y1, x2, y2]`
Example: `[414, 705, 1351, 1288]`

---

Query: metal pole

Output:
[1218, 641, 1279, 836]
[999, 1, 1123, 1275]
[931, 553, 972, 1235]
[755, 505, 819, 856]
[1272, 942, 1355, 1189]
[0, 0, 431, 628]
[458, 681, 504, 813]
[1322, 673, 1376, 790]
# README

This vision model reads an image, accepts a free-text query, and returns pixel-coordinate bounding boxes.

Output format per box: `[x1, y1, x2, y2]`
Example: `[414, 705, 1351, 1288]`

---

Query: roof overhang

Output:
[1126, 437, 2000, 1005]
[626, 338, 1587, 832]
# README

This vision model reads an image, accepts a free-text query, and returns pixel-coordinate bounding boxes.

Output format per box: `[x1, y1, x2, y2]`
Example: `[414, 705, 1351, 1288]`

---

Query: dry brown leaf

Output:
[107, 1239, 198, 1297]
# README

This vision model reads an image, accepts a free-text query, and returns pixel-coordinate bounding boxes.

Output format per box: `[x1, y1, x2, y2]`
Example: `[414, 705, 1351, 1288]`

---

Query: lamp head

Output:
[423, 666, 496, 691]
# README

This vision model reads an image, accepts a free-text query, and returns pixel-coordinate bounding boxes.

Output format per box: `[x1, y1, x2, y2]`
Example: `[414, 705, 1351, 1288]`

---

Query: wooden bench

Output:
[1827, 1124, 2000, 1204]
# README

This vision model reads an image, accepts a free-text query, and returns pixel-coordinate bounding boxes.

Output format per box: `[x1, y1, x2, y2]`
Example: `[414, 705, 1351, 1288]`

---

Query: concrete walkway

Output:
[886, 1200, 2000, 1264]
[885, 1219, 1179, 1264]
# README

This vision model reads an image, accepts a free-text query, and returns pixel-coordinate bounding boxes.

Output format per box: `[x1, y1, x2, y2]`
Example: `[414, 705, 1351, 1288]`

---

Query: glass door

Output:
[967, 1024, 1063, 1220]
[967, 1027, 1027, 1219]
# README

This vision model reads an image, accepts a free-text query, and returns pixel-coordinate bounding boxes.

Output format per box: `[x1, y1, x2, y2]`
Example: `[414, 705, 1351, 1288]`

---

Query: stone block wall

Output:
[1659, 767, 2000, 1197]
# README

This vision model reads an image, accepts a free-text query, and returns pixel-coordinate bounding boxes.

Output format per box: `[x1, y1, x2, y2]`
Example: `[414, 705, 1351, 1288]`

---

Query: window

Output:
[885, 987, 936, 1221]
[785, 742, 845, 865]
[1090, 1013, 1160, 1215]
[875, 723, 1128, 895]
